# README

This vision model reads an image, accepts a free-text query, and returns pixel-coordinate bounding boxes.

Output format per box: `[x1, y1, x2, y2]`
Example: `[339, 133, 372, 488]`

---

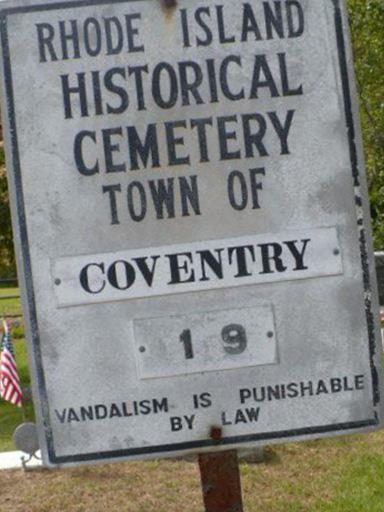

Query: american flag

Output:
[0, 320, 22, 407]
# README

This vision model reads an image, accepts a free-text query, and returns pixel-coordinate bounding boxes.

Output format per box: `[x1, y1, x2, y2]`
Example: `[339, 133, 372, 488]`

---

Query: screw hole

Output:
[161, 0, 177, 7]
[333, 249, 340, 256]
[139, 346, 146, 353]
[54, 278, 61, 286]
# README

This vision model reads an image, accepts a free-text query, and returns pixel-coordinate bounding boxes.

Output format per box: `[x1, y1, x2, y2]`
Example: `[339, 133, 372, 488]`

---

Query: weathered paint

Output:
[0, 0, 382, 468]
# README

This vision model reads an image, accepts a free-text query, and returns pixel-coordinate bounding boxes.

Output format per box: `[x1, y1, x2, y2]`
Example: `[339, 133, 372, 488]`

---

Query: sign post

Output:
[199, 451, 243, 512]
[0, 0, 382, 493]
[198, 426, 244, 512]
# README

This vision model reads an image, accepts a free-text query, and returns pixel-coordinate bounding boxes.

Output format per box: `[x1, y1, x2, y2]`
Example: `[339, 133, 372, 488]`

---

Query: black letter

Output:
[258, 243, 287, 274]
[80, 263, 106, 293]
[206, 59, 219, 103]
[108, 261, 136, 289]
[191, 117, 213, 162]
[180, 9, 191, 47]
[132, 256, 160, 286]
[166, 253, 195, 284]
[84, 18, 102, 56]
[104, 67, 129, 114]
[278, 53, 303, 96]
[104, 17, 123, 55]
[179, 176, 201, 217]
[102, 184, 121, 225]
[218, 116, 241, 160]
[92, 71, 103, 115]
[228, 170, 247, 210]
[59, 20, 80, 59]
[197, 249, 224, 281]
[195, 7, 212, 46]
[249, 167, 265, 209]
[250, 55, 279, 98]
[287, 1, 304, 38]
[127, 181, 147, 221]
[268, 110, 295, 154]
[165, 120, 190, 166]
[102, 127, 126, 173]
[128, 65, 149, 111]
[241, 3, 262, 41]
[74, 131, 99, 175]
[242, 114, 268, 157]
[228, 246, 256, 277]
[125, 13, 144, 52]
[178, 61, 204, 106]
[149, 178, 176, 219]
[220, 56, 244, 101]
[284, 239, 310, 270]
[61, 73, 88, 119]
[127, 124, 160, 170]
[152, 62, 178, 109]
[216, 5, 235, 43]
[36, 23, 58, 62]
[263, 1, 284, 39]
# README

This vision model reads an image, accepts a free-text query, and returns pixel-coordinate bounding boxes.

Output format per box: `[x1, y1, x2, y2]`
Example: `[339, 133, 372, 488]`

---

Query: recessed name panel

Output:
[53, 227, 342, 307]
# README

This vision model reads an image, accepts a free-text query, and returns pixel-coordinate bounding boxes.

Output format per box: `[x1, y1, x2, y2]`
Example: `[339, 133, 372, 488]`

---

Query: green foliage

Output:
[0, 159, 16, 278]
[348, 0, 384, 248]
[11, 322, 25, 339]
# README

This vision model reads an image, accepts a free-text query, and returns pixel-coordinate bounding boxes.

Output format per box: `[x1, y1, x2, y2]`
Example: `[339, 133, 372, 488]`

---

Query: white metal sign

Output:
[0, 0, 382, 466]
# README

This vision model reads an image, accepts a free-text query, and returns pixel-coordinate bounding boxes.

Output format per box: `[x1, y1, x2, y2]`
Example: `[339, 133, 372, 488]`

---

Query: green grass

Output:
[240, 433, 384, 512]
[1, 431, 384, 511]
[0, 286, 22, 317]
[324, 453, 384, 511]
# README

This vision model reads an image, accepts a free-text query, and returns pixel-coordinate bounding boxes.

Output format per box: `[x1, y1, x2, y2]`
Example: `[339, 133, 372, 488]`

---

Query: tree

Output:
[0, 162, 16, 278]
[348, 0, 384, 248]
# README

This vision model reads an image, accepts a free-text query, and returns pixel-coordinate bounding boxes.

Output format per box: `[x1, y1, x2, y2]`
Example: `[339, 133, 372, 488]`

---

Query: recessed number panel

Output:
[133, 306, 277, 379]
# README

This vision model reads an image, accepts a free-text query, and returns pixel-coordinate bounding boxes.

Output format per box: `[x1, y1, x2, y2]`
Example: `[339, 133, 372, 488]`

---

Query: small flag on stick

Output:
[0, 320, 22, 407]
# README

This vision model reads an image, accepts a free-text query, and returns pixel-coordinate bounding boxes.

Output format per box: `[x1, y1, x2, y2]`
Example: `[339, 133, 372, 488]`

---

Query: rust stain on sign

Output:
[161, 0, 177, 23]
[162, 0, 177, 7]
[210, 426, 223, 441]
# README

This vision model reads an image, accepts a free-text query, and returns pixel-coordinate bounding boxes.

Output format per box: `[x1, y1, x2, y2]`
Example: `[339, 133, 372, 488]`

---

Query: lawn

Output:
[0, 286, 22, 317]
[0, 431, 384, 511]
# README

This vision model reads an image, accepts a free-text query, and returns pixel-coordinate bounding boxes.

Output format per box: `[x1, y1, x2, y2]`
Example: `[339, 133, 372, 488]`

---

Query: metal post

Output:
[198, 445, 244, 512]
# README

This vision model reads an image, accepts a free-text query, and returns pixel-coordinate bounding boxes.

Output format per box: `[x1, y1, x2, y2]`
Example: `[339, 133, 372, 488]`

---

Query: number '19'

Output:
[179, 324, 247, 359]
